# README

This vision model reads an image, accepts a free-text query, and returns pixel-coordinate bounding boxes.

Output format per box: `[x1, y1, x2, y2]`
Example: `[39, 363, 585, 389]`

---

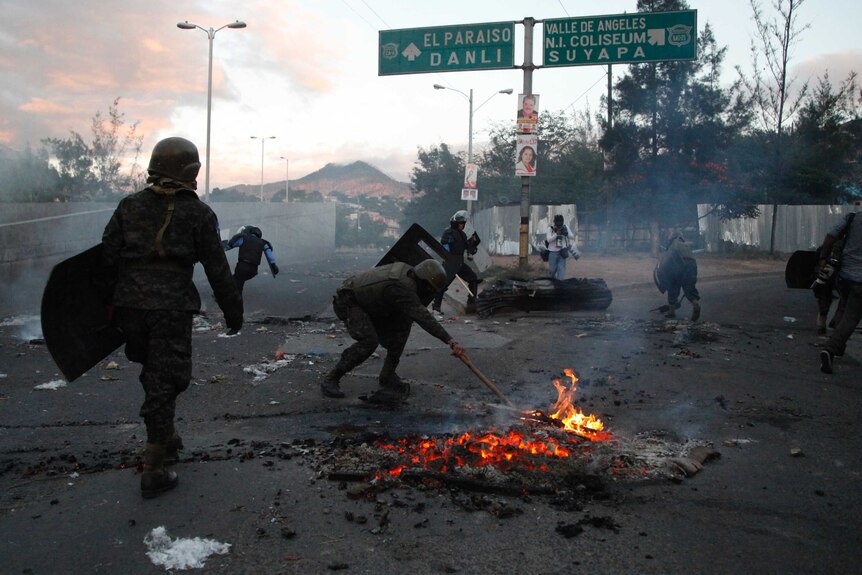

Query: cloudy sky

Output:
[1, 0, 860, 191]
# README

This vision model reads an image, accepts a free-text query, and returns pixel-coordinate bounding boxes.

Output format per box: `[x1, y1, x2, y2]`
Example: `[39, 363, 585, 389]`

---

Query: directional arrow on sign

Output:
[648, 28, 666, 46]
[402, 43, 421, 61]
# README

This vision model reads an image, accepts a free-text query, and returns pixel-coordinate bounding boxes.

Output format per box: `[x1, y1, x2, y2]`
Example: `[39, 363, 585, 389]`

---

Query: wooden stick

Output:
[457, 353, 514, 407]
[455, 275, 474, 297]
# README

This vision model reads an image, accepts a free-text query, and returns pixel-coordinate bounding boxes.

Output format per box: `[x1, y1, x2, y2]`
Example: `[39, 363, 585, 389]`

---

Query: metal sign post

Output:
[379, 10, 697, 265]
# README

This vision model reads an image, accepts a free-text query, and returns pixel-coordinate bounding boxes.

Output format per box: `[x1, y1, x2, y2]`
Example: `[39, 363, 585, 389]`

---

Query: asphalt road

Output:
[1, 253, 860, 574]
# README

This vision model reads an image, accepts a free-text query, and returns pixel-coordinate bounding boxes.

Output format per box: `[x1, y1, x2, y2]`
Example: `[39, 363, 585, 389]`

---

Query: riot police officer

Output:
[101, 137, 243, 498]
[224, 225, 278, 295]
[432, 210, 481, 315]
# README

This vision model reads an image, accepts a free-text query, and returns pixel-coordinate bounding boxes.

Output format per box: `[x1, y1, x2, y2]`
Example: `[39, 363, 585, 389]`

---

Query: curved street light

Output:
[433, 85, 513, 211]
[177, 19, 247, 203]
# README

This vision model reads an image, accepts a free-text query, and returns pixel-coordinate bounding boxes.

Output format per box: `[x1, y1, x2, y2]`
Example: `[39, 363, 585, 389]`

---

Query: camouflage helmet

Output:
[148, 137, 201, 181]
[413, 259, 447, 293]
[451, 210, 469, 224]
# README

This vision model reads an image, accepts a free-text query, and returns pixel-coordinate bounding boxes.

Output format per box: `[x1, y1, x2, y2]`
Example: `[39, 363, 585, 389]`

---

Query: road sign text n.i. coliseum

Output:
[379, 22, 515, 76]
[543, 10, 697, 67]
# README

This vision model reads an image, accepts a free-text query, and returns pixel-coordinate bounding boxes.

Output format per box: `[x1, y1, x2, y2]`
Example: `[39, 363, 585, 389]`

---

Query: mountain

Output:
[217, 161, 412, 201]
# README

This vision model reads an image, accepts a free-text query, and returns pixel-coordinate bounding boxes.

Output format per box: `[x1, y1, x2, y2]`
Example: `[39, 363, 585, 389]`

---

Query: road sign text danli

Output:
[379, 22, 514, 75]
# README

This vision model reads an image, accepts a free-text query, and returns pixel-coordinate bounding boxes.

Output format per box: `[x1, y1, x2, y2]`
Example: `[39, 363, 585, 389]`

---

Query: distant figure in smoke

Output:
[223, 226, 278, 295]
[654, 231, 700, 321]
[545, 214, 579, 280]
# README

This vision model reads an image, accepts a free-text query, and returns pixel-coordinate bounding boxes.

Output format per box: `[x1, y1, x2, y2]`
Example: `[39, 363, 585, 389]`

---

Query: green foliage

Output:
[601, 2, 750, 228]
[0, 145, 60, 202]
[41, 97, 143, 201]
[335, 204, 388, 247]
[401, 143, 466, 234]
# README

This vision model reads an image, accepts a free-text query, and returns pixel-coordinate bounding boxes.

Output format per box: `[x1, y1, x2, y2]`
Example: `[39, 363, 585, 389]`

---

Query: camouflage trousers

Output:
[332, 290, 411, 384]
[666, 259, 700, 306]
[116, 308, 193, 444]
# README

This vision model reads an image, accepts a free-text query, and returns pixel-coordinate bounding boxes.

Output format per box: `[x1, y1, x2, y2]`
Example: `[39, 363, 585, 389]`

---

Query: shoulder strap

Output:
[841, 212, 856, 240]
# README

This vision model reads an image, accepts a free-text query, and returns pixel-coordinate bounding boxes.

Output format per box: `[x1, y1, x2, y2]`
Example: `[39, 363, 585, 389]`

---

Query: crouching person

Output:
[101, 137, 243, 498]
[323, 259, 465, 405]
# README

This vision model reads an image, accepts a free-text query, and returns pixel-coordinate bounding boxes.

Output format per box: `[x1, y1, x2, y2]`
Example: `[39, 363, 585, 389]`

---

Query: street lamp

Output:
[177, 19, 247, 203]
[251, 136, 276, 202]
[279, 156, 289, 203]
[433, 84, 513, 212]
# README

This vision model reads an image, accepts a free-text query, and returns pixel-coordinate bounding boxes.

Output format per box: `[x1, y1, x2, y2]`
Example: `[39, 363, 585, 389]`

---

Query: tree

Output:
[0, 145, 59, 202]
[401, 143, 465, 233]
[600, 0, 748, 250]
[479, 109, 604, 209]
[42, 97, 144, 201]
[788, 72, 861, 203]
[736, 0, 809, 253]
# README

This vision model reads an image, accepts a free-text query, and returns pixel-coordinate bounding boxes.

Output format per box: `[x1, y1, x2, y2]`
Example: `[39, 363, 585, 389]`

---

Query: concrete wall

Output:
[472, 204, 578, 256]
[697, 204, 859, 253]
[0, 201, 335, 265]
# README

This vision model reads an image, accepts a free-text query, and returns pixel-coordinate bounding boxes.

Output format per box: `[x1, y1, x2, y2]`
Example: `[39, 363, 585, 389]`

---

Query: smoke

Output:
[0, 314, 43, 341]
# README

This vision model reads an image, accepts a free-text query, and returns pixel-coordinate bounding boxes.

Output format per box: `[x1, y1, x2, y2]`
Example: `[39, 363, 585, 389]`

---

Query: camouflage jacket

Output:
[343, 263, 452, 343]
[101, 187, 242, 322]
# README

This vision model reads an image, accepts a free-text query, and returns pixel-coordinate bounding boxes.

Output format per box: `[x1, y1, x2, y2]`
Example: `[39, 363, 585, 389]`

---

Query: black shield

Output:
[41, 244, 125, 382]
[377, 223, 462, 279]
[785, 250, 818, 289]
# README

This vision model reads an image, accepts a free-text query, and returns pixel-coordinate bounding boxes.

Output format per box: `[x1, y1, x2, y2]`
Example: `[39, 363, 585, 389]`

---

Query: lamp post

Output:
[251, 136, 276, 202]
[279, 156, 289, 203]
[177, 19, 247, 203]
[433, 85, 513, 212]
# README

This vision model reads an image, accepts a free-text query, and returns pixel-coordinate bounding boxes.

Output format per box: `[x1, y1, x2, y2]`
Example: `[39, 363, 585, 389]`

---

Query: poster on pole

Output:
[461, 188, 478, 201]
[516, 94, 539, 134]
[515, 134, 537, 176]
[461, 163, 478, 200]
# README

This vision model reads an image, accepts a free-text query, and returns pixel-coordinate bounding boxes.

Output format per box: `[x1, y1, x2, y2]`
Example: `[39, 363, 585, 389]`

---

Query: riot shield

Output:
[377, 223, 461, 280]
[785, 250, 818, 289]
[41, 244, 125, 382]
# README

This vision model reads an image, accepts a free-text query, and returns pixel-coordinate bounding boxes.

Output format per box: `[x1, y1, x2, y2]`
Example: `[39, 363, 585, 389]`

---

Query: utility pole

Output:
[518, 17, 535, 268]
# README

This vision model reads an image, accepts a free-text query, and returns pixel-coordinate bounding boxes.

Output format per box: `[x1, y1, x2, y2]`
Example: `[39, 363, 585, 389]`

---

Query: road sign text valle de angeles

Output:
[543, 10, 697, 67]
[379, 22, 515, 76]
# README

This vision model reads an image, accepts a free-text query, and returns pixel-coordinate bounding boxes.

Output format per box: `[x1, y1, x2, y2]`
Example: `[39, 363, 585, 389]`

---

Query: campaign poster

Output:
[515, 134, 538, 177]
[516, 94, 540, 134]
[463, 163, 478, 189]
[461, 188, 478, 201]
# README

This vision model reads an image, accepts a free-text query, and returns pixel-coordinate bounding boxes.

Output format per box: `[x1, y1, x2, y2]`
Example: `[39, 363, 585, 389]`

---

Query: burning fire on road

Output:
[324, 368, 718, 497]
[372, 369, 611, 480]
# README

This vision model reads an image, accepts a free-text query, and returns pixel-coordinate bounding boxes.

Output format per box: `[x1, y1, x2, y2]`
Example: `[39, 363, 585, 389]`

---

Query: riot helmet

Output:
[451, 210, 468, 224]
[413, 259, 447, 293]
[147, 137, 201, 182]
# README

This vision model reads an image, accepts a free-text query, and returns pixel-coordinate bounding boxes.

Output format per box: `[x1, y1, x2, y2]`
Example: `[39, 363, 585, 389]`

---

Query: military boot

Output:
[321, 369, 346, 398]
[664, 303, 678, 319]
[690, 299, 701, 322]
[465, 296, 477, 315]
[164, 425, 184, 465]
[141, 442, 179, 499]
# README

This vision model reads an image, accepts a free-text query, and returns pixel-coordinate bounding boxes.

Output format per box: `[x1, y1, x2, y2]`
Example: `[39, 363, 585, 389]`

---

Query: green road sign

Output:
[543, 10, 697, 67]
[379, 22, 515, 76]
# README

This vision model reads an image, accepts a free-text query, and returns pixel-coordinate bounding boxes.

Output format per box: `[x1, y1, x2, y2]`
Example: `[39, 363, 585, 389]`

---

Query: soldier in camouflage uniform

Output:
[656, 231, 701, 321]
[323, 259, 465, 405]
[101, 137, 243, 498]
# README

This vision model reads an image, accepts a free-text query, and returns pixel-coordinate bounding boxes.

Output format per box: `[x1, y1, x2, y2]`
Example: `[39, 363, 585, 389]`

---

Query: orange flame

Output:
[543, 368, 609, 440]
[373, 368, 610, 478]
